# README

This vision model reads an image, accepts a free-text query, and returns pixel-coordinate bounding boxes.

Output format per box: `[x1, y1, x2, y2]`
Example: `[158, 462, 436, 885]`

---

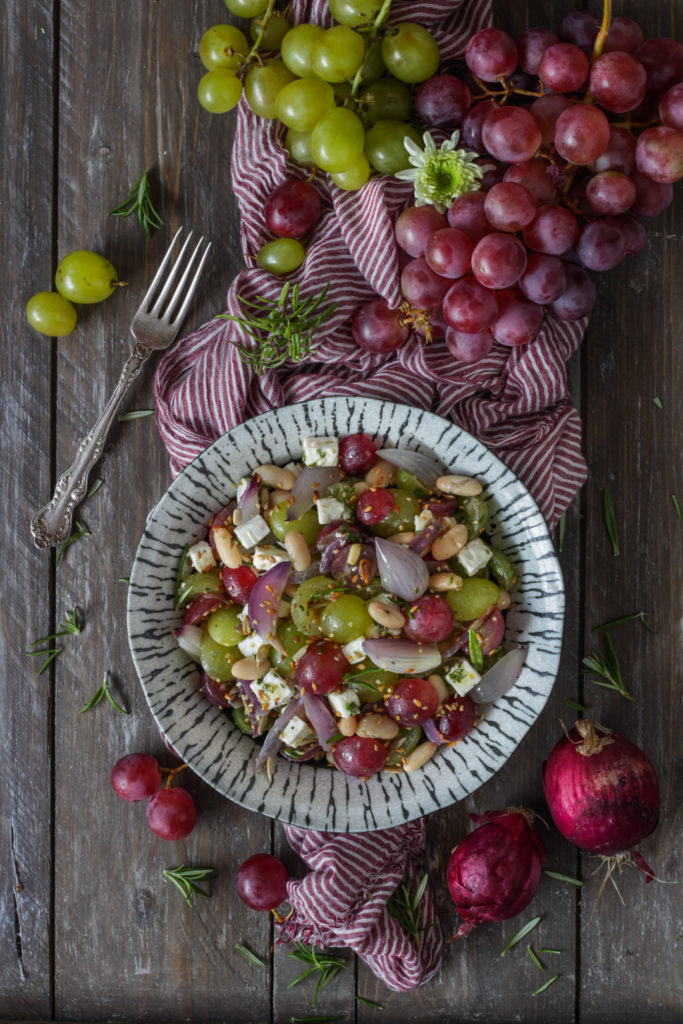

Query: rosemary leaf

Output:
[566, 699, 588, 712]
[355, 996, 383, 1009]
[119, 577, 130, 584]
[387, 873, 431, 947]
[501, 915, 541, 956]
[544, 870, 583, 887]
[174, 544, 191, 611]
[602, 487, 620, 556]
[163, 865, 213, 906]
[556, 509, 567, 553]
[287, 943, 347, 1005]
[468, 627, 484, 672]
[593, 611, 657, 634]
[532, 974, 559, 996]
[539, 948, 561, 955]
[80, 672, 129, 715]
[108, 171, 164, 237]
[653, 396, 663, 409]
[673, 494, 682, 520]
[56, 520, 90, 566]
[527, 945, 545, 970]
[581, 634, 633, 701]
[118, 409, 154, 421]
[235, 943, 265, 967]
[86, 478, 103, 498]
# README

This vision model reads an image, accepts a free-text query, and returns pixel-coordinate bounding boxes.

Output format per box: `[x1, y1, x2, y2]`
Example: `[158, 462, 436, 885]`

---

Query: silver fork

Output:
[31, 227, 211, 549]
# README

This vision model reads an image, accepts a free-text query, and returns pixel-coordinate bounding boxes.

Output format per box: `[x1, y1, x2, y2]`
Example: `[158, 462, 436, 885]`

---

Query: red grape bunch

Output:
[110, 753, 198, 841]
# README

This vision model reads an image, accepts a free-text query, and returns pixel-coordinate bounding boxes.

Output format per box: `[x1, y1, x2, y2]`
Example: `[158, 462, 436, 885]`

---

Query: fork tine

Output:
[149, 230, 196, 317]
[167, 239, 212, 326]
[138, 226, 185, 313]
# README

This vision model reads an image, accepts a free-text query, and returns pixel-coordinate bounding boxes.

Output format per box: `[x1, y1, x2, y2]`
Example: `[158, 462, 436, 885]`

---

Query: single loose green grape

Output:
[25, 292, 77, 337]
[446, 578, 500, 621]
[330, 152, 371, 191]
[177, 569, 223, 605]
[381, 22, 441, 83]
[311, 107, 365, 172]
[55, 251, 118, 304]
[361, 78, 412, 124]
[199, 629, 239, 682]
[310, 26, 366, 83]
[365, 120, 421, 174]
[251, 11, 290, 50]
[244, 59, 296, 119]
[281, 23, 325, 78]
[206, 606, 243, 647]
[198, 70, 243, 113]
[257, 238, 305, 275]
[291, 575, 338, 637]
[372, 488, 421, 537]
[199, 25, 249, 70]
[268, 500, 320, 544]
[327, 0, 382, 27]
[275, 77, 336, 132]
[285, 128, 314, 165]
[224, 0, 267, 16]
[321, 594, 372, 643]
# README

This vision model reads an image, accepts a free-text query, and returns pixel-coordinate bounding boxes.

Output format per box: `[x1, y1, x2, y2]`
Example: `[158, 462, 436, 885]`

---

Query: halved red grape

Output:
[339, 433, 377, 474]
[415, 74, 471, 129]
[356, 486, 395, 526]
[146, 788, 197, 840]
[222, 565, 258, 604]
[201, 671, 235, 708]
[404, 594, 455, 643]
[236, 853, 289, 911]
[110, 754, 162, 802]
[351, 298, 409, 354]
[443, 277, 499, 333]
[385, 676, 440, 726]
[333, 735, 388, 777]
[265, 179, 322, 238]
[434, 693, 477, 741]
[295, 639, 351, 695]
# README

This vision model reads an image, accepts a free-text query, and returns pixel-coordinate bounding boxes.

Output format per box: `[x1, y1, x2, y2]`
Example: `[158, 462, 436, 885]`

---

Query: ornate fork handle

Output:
[31, 340, 151, 549]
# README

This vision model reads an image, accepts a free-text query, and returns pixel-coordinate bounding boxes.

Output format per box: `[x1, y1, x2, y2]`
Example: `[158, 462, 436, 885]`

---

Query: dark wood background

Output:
[1, 1, 681, 1021]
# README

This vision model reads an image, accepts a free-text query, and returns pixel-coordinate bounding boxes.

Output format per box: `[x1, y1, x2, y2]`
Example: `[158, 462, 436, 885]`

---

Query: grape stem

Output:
[470, 74, 546, 105]
[161, 763, 189, 788]
[240, 0, 276, 76]
[349, 0, 394, 99]
[592, 0, 613, 62]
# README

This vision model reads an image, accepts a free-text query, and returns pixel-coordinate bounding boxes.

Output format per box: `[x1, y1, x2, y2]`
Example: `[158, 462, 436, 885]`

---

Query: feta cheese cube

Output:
[316, 497, 350, 525]
[444, 658, 482, 696]
[342, 637, 367, 665]
[414, 508, 435, 533]
[283, 461, 301, 477]
[251, 670, 293, 712]
[328, 687, 361, 719]
[237, 633, 267, 659]
[234, 514, 270, 549]
[188, 540, 216, 573]
[279, 715, 314, 749]
[303, 436, 339, 467]
[457, 538, 492, 577]
[252, 545, 289, 573]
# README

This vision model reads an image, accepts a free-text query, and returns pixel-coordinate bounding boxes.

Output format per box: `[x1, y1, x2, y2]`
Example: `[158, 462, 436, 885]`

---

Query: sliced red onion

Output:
[422, 717, 448, 745]
[287, 467, 341, 521]
[173, 624, 203, 661]
[255, 696, 303, 770]
[291, 559, 322, 584]
[408, 520, 443, 557]
[281, 742, 322, 762]
[316, 519, 367, 551]
[300, 690, 338, 750]
[238, 475, 260, 521]
[441, 627, 470, 659]
[362, 638, 442, 675]
[377, 448, 443, 488]
[236, 679, 263, 718]
[200, 671, 237, 709]
[183, 591, 227, 625]
[469, 648, 527, 704]
[375, 537, 429, 601]
[479, 609, 505, 655]
[426, 497, 459, 517]
[248, 560, 292, 641]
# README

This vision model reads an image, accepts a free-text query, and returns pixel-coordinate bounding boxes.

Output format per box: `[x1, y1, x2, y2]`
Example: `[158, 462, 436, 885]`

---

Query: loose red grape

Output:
[295, 639, 351, 695]
[576, 220, 626, 271]
[401, 258, 451, 308]
[351, 298, 410, 353]
[356, 486, 395, 526]
[491, 289, 544, 347]
[516, 27, 559, 75]
[462, 100, 496, 151]
[538, 43, 589, 93]
[635, 125, 683, 184]
[443, 277, 499, 333]
[333, 735, 387, 777]
[403, 594, 455, 644]
[339, 433, 377, 474]
[484, 183, 536, 232]
[604, 17, 644, 55]
[465, 28, 517, 82]
[146, 788, 197, 840]
[236, 854, 289, 911]
[530, 94, 572, 148]
[415, 74, 471, 129]
[447, 191, 491, 242]
[659, 83, 683, 132]
[559, 10, 600, 51]
[445, 327, 494, 363]
[265, 179, 321, 238]
[110, 754, 162, 802]
[482, 107, 542, 164]
[395, 205, 447, 257]
[385, 676, 440, 726]
[636, 37, 683, 93]
[523, 204, 579, 256]
[585, 171, 636, 215]
[222, 565, 258, 604]
[519, 253, 567, 305]
[554, 105, 610, 165]
[503, 160, 556, 206]
[589, 52, 647, 114]
[425, 228, 474, 279]
[630, 169, 674, 217]
[549, 263, 596, 321]
[603, 214, 646, 256]
[434, 693, 477, 741]
[589, 125, 636, 175]
[472, 233, 527, 290]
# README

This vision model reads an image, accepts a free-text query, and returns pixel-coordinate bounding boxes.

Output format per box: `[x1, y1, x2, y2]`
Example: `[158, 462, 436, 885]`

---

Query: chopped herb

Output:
[539, 948, 561, 955]
[527, 945, 545, 970]
[235, 943, 265, 967]
[163, 865, 213, 906]
[673, 494, 682, 520]
[355, 996, 383, 1009]
[79, 672, 129, 715]
[287, 943, 347, 1006]
[119, 577, 130, 584]
[29, 607, 83, 675]
[544, 870, 583, 887]
[86, 478, 103, 498]
[387, 872, 431, 947]
[118, 409, 154, 421]
[567, 699, 588, 712]
[501, 916, 541, 956]
[56, 520, 90, 566]
[581, 631, 633, 701]
[468, 627, 484, 672]
[532, 974, 559, 996]
[343, 669, 382, 700]
[326, 731, 344, 744]
[556, 510, 567, 553]
[107, 170, 164, 236]
[602, 488, 620, 556]
[653, 397, 663, 409]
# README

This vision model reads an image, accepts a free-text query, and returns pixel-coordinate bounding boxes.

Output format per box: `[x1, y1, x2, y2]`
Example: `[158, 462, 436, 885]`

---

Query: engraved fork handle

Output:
[31, 340, 151, 549]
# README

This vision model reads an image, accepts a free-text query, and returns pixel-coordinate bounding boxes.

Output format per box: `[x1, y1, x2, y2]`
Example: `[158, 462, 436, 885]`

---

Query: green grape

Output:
[25, 292, 77, 337]
[291, 575, 338, 637]
[178, 569, 223, 605]
[268, 500, 320, 544]
[55, 251, 118, 304]
[348, 665, 396, 702]
[361, 78, 412, 124]
[395, 467, 428, 497]
[281, 23, 324, 78]
[365, 120, 421, 174]
[332, 81, 353, 100]
[321, 594, 371, 644]
[224, 0, 267, 16]
[311, 107, 364, 172]
[285, 128, 314, 165]
[251, 11, 290, 50]
[446, 578, 500, 622]
[199, 629, 239, 682]
[206, 606, 243, 647]
[327, 0, 382, 27]
[372, 488, 421, 537]
[199, 25, 249, 71]
[310, 26, 366, 83]
[359, 38, 386, 84]
[232, 706, 253, 735]
[275, 78, 335, 131]
[386, 725, 422, 765]
[198, 69, 243, 113]
[381, 22, 440, 83]
[270, 618, 305, 673]
[330, 152, 371, 191]
[244, 59, 296, 119]
[257, 238, 305, 275]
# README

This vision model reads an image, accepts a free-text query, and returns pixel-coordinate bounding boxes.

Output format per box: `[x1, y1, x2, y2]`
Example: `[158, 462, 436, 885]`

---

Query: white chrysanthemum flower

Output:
[395, 130, 489, 213]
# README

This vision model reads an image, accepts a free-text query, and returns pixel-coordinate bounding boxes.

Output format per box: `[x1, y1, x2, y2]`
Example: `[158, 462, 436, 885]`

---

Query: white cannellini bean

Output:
[357, 713, 400, 740]
[403, 741, 438, 772]
[270, 488, 290, 506]
[387, 531, 416, 544]
[368, 600, 406, 630]
[431, 524, 468, 562]
[213, 526, 242, 568]
[353, 481, 370, 497]
[254, 464, 296, 490]
[283, 530, 311, 572]
[364, 459, 396, 487]
[338, 715, 358, 737]
[231, 658, 270, 680]
[436, 474, 483, 496]
[427, 674, 449, 704]
[429, 571, 463, 592]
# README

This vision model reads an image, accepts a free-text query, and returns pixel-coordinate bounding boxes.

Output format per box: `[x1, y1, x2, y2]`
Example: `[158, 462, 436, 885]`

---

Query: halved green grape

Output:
[25, 292, 77, 337]
[364, 120, 421, 174]
[224, 0, 267, 16]
[386, 725, 422, 766]
[395, 467, 428, 497]
[55, 251, 118, 304]
[310, 26, 366, 83]
[446, 578, 500, 621]
[359, 38, 386, 84]
[285, 128, 314, 165]
[311, 107, 365, 172]
[177, 569, 223, 605]
[321, 594, 372, 643]
[244, 59, 296, 119]
[198, 69, 243, 113]
[462, 495, 488, 539]
[381, 22, 440, 83]
[200, 629, 239, 682]
[270, 618, 305, 673]
[361, 78, 412, 123]
[291, 575, 338, 637]
[268, 500, 321, 544]
[328, 0, 382, 27]
[280, 23, 325, 78]
[330, 152, 371, 191]
[257, 238, 305, 275]
[372, 488, 421, 537]
[199, 25, 249, 70]
[250, 11, 290, 50]
[206, 606, 243, 647]
[232, 706, 253, 735]
[488, 547, 517, 590]
[275, 78, 336, 132]
[347, 665, 396, 702]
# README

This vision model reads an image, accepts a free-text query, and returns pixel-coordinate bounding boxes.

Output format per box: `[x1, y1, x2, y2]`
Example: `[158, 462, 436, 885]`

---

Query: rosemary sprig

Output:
[235, 943, 265, 967]
[567, 699, 588, 712]
[56, 520, 90, 566]
[539, 948, 561, 955]
[673, 494, 682, 520]
[107, 171, 163, 237]
[29, 606, 83, 675]
[532, 974, 559, 996]
[220, 282, 337, 375]
[79, 672, 129, 715]
[581, 630, 633, 700]
[592, 610, 657, 634]
[163, 865, 213, 906]
[387, 872, 430, 947]
[287, 943, 347, 1006]
[556, 509, 567, 553]
[602, 487, 620, 556]
[355, 996, 383, 1009]
[468, 627, 484, 672]
[118, 409, 154, 421]
[174, 544, 190, 611]
[501, 915, 541, 956]
[544, 870, 583, 887]
[28, 646, 62, 675]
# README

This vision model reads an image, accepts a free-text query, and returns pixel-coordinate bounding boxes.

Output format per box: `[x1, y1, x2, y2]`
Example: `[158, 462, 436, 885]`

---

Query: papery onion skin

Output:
[542, 718, 660, 857]
[447, 809, 547, 938]
[362, 637, 442, 674]
[287, 466, 341, 520]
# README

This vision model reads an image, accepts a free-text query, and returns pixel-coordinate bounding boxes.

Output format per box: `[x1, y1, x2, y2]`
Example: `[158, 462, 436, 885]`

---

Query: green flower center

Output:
[419, 151, 481, 202]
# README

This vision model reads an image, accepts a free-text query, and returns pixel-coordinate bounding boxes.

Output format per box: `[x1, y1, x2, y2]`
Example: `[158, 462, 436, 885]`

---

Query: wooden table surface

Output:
[2, 1, 681, 1021]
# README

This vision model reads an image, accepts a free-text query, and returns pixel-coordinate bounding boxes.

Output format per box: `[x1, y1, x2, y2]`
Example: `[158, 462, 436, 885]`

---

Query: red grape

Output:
[523, 204, 579, 256]
[589, 125, 636, 175]
[604, 17, 644, 55]
[538, 43, 589, 92]
[443, 277, 499, 333]
[295, 639, 351, 695]
[385, 676, 440, 726]
[447, 191, 491, 242]
[603, 214, 646, 256]
[636, 37, 683, 93]
[471, 233, 527, 290]
[351, 298, 409, 353]
[265, 180, 321, 238]
[549, 263, 596, 321]
[491, 289, 544, 347]
[415, 74, 471, 129]
[445, 327, 494, 363]
[630, 169, 674, 217]
[554, 104, 610, 165]
[585, 171, 636, 215]
[462, 100, 496, 151]
[503, 160, 556, 206]
[484, 183, 536, 232]
[236, 854, 289, 911]
[516, 27, 559, 75]
[339, 433, 377, 474]
[482, 107, 542, 163]
[425, 228, 474, 279]
[401, 258, 451, 308]
[222, 565, 258, 604]
[356, 486, 395, 526]
[404, 594, 455, 644]
[576, 220, 626, 271]
[530, 94, 572, 147]
[519, 253, 567, 304]
[589, 52, 647, 114]
[659, 83, 683, 132]
[395, 205, 447, 257]
[477, 158, 505, 192]
[635, 125, 683, 184]
[465, 28, 518, 82]
[333, 735, 387, 777]
[146, 788, 197, 840]
[201, 672, 235, 708]
[110, 753, 161, 802]
[434, 693, 477, 742]
[559, 10, 599, 51]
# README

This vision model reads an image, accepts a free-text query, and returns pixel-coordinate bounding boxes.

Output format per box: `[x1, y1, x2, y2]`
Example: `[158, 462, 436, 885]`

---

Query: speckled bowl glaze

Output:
[127, 397, 564, 832]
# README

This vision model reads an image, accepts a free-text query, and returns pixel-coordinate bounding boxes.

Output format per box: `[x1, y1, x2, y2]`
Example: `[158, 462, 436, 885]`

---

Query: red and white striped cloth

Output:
[154, 0, 590, 991]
